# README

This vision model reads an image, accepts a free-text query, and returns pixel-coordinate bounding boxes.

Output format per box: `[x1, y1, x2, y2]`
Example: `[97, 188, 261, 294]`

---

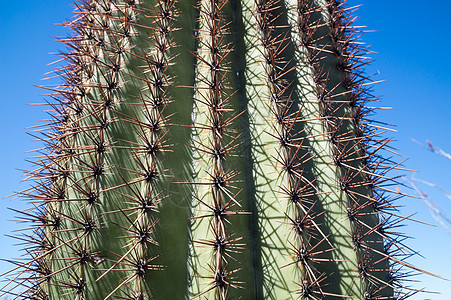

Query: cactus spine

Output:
[3, 0, 423, 299]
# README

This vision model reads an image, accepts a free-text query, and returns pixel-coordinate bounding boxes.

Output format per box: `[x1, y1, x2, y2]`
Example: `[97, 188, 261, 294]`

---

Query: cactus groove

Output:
[2, 0, 427, 299]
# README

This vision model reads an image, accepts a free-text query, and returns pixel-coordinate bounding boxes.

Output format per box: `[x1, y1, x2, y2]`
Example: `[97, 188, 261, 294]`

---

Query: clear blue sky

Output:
[1, 1, 450, 298]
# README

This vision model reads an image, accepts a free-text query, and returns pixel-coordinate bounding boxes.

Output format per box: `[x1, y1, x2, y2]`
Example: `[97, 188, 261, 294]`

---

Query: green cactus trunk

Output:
[3, 0, 418, 299]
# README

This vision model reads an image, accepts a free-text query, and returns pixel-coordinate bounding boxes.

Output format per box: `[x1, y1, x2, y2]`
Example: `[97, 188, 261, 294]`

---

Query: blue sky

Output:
[1, 1, 450, 298]
[349, 1, 451, 297]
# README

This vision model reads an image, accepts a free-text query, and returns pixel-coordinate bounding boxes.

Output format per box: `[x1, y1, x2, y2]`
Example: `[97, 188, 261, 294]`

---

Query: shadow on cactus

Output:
[1, 0, 439, 299]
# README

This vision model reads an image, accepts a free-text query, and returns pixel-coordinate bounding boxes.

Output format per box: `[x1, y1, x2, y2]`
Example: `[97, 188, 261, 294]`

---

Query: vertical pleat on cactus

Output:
[2, 0, 431, 299]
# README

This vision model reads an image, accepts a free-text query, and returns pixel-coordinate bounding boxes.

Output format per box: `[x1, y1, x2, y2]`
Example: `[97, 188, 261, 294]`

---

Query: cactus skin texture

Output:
[2, 0, 429, 299]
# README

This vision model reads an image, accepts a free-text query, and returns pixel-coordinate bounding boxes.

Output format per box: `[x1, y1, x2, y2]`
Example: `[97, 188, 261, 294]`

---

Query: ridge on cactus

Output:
[1, 0, 436, 299]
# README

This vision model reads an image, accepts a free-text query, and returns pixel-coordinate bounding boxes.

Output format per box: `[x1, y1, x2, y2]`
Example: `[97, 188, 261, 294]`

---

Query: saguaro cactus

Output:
[3, 0, 425, 299]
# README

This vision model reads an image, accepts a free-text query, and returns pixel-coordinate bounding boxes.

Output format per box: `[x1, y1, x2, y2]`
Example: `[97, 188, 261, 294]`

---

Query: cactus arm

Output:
[37, 1, 198, 298]
[189, 1, 257, 298]
[240, 0, 304, 298]
[2, 1, 422, 299]
[286, 0, 395, 297]
[46, 2, 149, 298]
[285, 0, 365, 297]
[143, 0, 198, 298]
